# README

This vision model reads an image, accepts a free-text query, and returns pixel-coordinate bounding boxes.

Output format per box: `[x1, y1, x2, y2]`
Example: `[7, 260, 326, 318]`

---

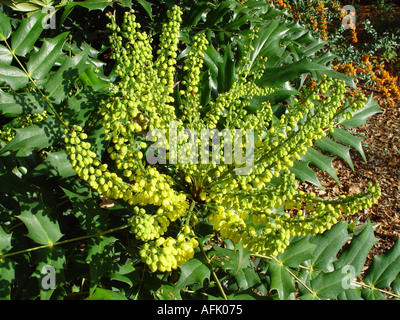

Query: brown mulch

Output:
[298, 90, 400, 267]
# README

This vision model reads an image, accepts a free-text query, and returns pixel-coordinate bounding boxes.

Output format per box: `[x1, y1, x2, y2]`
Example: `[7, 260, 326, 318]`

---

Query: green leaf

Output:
[0, 258, 16, 300]
[340, 94, 381, 128]
[309, 221, 351, 272]
[301, 147, 339, 184]
[136, 0, 153, 19]
[0, 226, 12, 254]
[0, 91, 46, 116]
[278, 236, 316, 269]
[257, 58, 355, 88]
[310, 269, 346, 299]
[363, 239, 400, 288]
[86, 236, 117, 295]
[11, 11, 45, 57]
[267, 260, 296, 300]
[27, 32, 69, 80]
[289, 160, 324, 189]
[0, 118, 63, 157]
[17, 193, 63, 245]
[32, 247, 66, 300]
[314, 137, 354, 171]
[30, 150, 76, 179]
[89, 287, 128, 300]
[0, 44, 12, 65]
[218, 44, 236, 92]
[0, 63, 29, 90]
[334, 220, 378, 276]
[45, 47, 90, 103]
[61, 187, 108, 233]
[174, 258, 210, 292]
[338, 288, 363, 300]
[329, 128, 366, 162]
[361, 288, 386, 300]
[0, 10, 11, 40]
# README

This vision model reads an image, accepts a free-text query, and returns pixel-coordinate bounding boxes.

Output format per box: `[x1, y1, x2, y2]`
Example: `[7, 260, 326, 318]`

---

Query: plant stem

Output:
[0, 223, 131, 260]
[1, 36, 68, 128]
[352, 280, 400, 299]
[252, 253, 321, 300]
[198, 239, 228, 300]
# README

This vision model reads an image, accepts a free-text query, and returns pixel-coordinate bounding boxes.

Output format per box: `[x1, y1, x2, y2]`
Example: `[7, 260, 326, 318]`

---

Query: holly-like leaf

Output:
[314, 136, 355, 171]
[27, 32, 69, 80]
[334, 220, 378, 276]
[45, 46, 90, 104]
[301, 147, 339, 184]
[61, 187, 108, 233]
[0, 63, 29, 90]
[363, 239, 400, 288]
[289, 160, 324, 189]
[0, 44, 12, 65]
[0, 258, 16, 300]
[310, 268, 347, 300]
[30, 150, 76, 179]
[86, 236, 118, 295]
[32, 247, 66, 300]
[11, 11, 45, 57]
[340, 94, 381, 128]
[17, 193, 63, 245]
[0, 10, 11, 40]
[278, 236, 316, 269]
[174, 258, 210, 292]
[329, 128, 367, 162]
[0, 118, 64, 157]
[0, 226, 12, 254]
[309, 220, 351, 272]
[0, 91, 46, 117]
[89, 287, 128, 300]
[267, 260, 296, 300]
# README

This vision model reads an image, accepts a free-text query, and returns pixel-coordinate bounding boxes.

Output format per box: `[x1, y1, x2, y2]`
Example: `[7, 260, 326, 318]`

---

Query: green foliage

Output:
[0, 0, 397, 301]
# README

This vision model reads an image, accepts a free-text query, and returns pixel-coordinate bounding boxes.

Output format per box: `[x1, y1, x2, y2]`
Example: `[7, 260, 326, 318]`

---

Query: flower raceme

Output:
[63, 6, 380, 272]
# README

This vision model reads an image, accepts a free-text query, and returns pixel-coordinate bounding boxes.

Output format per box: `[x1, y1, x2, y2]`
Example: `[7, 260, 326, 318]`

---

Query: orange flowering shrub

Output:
[332, 55, 400, 108]
[272, 0, 399, 108]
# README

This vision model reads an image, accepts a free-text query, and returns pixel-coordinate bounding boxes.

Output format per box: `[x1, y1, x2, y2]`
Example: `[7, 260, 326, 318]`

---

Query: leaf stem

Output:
[252, 253, 321, 300]
[2, 37, 69, 128]
[198, 238, 228, 300]
[0, 223, 131, 260]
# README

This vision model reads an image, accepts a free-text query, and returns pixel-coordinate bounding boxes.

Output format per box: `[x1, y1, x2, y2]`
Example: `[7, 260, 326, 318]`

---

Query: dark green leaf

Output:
[340, 94, 381, 128]
[89, 287, 127, 300]
[310, 269, 346, 299]
[334, 220, 378, 276]
[309, 221, 351, 272]
[0, 118, 63, 157]
[0, 10, 11, 40]
[289, 160, 324, 189]
[86, 236, 118, 295]
[301, 147, 339, 183]
[267, 260, 296, 300]
[329, 128, 366, 162]
[174, 258, 210, 291]
[0, 91, 46, 116]
[278, 236, 316, 269]
[30, 150, 76, 179]
[0, 63, 29, 90]
[27, 32, 69, 80]
[0, 44, 12, 65]
[314, 137, 354, 171]
[364, 239, 400, 288]
[17, 194, 63, 245]
[11, 11, 45, 57]
[0, 226, 12, 254]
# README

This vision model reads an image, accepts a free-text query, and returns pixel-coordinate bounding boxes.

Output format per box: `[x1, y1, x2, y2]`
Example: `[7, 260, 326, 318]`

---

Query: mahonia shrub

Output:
[62, 6, 381, 273]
